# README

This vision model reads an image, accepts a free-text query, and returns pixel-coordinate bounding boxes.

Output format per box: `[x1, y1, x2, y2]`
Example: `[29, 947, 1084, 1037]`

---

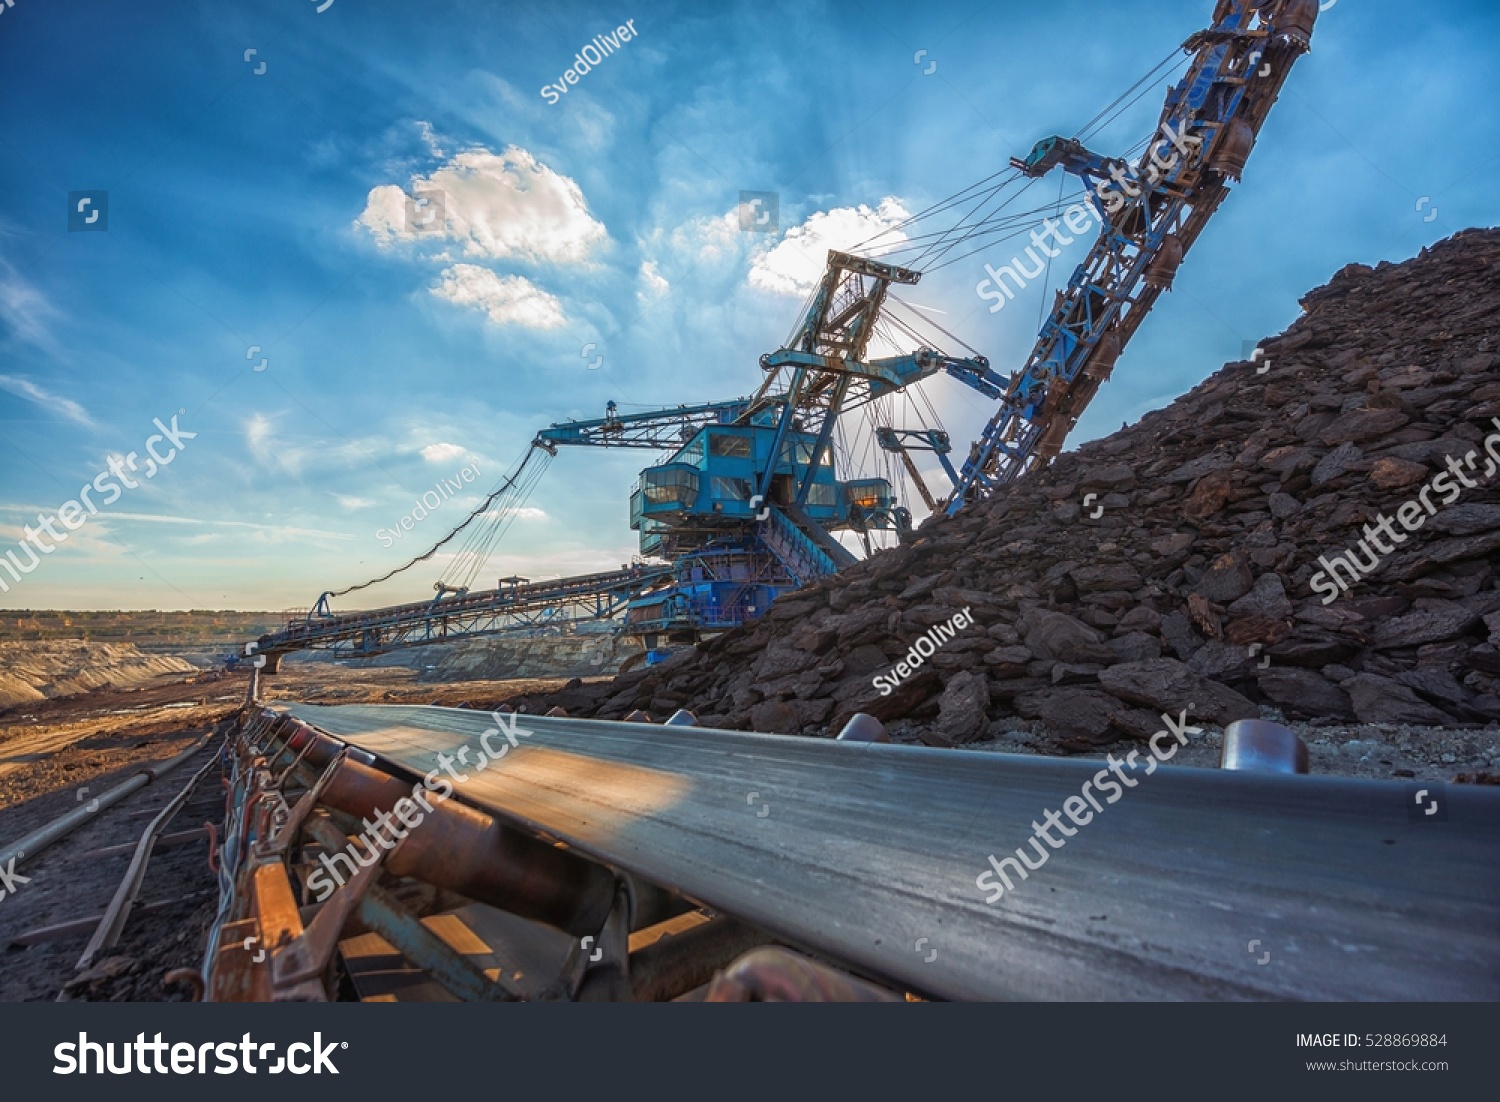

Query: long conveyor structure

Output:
[205, 701, 1500, 1002]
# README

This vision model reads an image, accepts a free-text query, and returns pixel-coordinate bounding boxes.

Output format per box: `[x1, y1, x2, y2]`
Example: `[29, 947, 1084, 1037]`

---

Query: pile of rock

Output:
[521, 228, 1500, 752]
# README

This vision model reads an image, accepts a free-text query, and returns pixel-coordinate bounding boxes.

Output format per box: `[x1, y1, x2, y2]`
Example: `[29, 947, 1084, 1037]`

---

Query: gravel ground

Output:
[890, 705, 1500, 783]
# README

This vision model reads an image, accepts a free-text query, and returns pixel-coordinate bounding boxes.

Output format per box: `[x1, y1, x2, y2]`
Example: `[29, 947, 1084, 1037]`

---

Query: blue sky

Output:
[1, 0, 1495, 612]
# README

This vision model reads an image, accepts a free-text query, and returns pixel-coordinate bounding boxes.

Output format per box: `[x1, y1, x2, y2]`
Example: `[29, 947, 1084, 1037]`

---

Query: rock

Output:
[983, 645, 1034, 677]
[932, 670, 990, 744]
[1226, 573, 1294, 620]
[1014, 687, 1141, 747]
[1372, 603, 1481, 648]
[1078, 462, 1136, 488]
[1267, 491, 1301, 518]
[1020, 609, 1114, 664]
[748, 699, 801, 734]
[1187, 640, 1255, 680]
[1196, 552, 1255, 603]
[1256, 668, 1355, 720]
[844, 644, 893, 676]
[985, 620, 1023, 646]
[1166, 454, 1234, 483]
[1150, 532, 1195, 557]
[795, 697, 835, 726]
[1311, 441, 1364, 485]
[1183, 470, 1233, 518]
[754, 640, 820, 680]
[1395, 667, 1472, 708]
[1159, 610, 1204, 659]
[1224, 615, 1293, 647]
[898, 574, 944, 601]
[1187, 593, 1224, 640]
[1070, 563, 1143, 591]
[1108, 632, 1162, 662]
[1115, 606, 1162, 634]
[1098, 658, 1259, 725]
[1260, 445, 1318, 477]
[1369, 456, 1429, 490]
[1268, 634, 1362, 667]
[1429, 504, 1500, 535]
[1344, 673, 1454, 725]
[1319, 408, 1410, 445]
[828, 669, 942, 734]
[1052, 663, 1103, 684]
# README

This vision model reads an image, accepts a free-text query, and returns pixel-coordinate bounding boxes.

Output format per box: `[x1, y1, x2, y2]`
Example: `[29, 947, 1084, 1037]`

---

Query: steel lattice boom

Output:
[944, 0, 1318, 511]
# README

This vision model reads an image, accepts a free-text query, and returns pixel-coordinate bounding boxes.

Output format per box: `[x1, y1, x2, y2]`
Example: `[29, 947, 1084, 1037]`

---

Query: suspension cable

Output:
[326, 444, 550, 597]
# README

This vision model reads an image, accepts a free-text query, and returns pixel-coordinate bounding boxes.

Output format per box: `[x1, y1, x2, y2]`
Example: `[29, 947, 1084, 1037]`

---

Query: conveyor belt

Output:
[270, 702, 1500, 1001]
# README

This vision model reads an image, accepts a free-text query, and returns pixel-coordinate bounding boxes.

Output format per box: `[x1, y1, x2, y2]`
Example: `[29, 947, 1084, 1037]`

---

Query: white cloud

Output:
[431, 264, 566, 329]
[638, 259, 669, 298]
[663, 209, 744, 267]
[0, 253, 65, 355]
[0, 374, 94, 427]
[244, 413, 388, 476]
[420, 442, 469, 463]
[416, 120, 446, 159]
[332, 494, 378, 510]
[748, 197, 912, 296]
[245, 413, 277, 468]
[480, 506, 546, 520]
[104, 511, 355, 541]
[355, 145, 607, 265]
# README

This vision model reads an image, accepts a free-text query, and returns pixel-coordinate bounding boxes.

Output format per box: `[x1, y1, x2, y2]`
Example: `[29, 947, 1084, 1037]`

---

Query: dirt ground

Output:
[0, 664, 577, 1002]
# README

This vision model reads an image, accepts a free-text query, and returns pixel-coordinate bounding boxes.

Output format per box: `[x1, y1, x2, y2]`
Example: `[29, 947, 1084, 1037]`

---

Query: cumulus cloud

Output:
[430, 264, 566, 329]
[749, 197, 912, 296]
[356, 144, 606, 264]
[420, 442, 469, 463]
[0, 374, 94, 427]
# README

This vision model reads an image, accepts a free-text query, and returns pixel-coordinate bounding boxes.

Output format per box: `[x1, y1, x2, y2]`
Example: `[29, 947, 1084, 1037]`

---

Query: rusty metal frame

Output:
[206, 707, 638, 1001]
